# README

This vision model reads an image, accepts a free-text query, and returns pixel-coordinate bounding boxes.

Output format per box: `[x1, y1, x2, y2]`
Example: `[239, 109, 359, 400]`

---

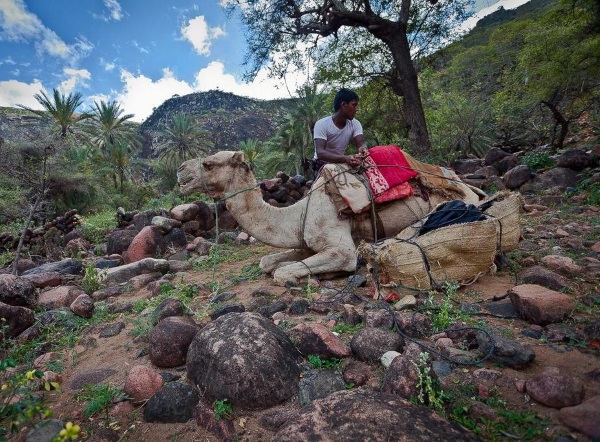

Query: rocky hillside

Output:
[0, 90, 296, 158]
[139, 90, 296, 157]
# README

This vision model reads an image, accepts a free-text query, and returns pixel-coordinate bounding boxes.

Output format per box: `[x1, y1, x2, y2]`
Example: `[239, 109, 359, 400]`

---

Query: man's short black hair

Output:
[333, 88, 359, 111]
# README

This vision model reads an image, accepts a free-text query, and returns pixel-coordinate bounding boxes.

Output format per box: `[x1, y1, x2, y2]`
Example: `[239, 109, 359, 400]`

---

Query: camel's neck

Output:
[221, 172, 306, 249]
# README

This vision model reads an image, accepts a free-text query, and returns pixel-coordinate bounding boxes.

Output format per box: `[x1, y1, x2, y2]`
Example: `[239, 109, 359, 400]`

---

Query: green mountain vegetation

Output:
[0, 0, 597, 230]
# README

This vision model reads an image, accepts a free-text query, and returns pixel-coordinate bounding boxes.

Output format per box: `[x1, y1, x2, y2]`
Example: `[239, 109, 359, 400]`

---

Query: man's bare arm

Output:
[314, 139, 359, 166]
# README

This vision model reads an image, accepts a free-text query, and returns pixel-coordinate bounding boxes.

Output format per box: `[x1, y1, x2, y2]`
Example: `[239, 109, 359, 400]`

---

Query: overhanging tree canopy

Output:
[223, 0, 474, 156]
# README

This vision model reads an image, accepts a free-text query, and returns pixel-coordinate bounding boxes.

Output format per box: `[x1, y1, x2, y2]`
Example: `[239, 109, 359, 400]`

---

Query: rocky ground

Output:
[1, 148, 599, 442]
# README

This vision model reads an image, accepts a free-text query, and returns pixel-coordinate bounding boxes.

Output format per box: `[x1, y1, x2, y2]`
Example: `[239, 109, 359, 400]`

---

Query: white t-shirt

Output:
[313, 116, 363, 160]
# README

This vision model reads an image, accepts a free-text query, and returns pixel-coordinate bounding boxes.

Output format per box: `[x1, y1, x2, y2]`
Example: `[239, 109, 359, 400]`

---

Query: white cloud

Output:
[181, 15, 225, 56]
[0, 78, 45, 109]
[132, 40, 149, 54]
[114, 68, 195, 122]
[0, 0, 44, 41]
[104, 0, 123, 21]
[193, 61, 303, 100]
[59, 68, 91, 94]
[100, 57, 116, 71]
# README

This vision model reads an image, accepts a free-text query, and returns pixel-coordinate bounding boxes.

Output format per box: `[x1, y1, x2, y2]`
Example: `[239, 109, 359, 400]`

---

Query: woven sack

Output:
[479, 191, 522, 252]
[358, 217, 500, 297]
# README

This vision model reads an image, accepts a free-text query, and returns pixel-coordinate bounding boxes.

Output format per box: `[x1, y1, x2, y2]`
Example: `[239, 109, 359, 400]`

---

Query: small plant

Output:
[55, 421, 81, 441]
[212, 398, 233, 420]
[307, 354, 342, 370]
[80, 263, 105, 294]
[0, 362, 53, 438]
[521, 151, 555, 172]
[332, 323, 364, 334]
[412, 352, 446, 412]
[76, 383, 126, 420]
[425, 282, 468, 332]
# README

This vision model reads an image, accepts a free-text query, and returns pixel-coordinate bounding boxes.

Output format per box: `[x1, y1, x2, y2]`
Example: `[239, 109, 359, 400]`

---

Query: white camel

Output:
[177, 151, 482, 286]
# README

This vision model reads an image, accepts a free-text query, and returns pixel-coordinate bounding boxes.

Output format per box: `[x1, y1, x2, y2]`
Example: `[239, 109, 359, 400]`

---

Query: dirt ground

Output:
[8, 241, 600, 441]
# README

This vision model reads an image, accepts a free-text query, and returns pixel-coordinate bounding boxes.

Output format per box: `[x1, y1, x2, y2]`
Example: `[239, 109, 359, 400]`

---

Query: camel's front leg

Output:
[260, 249, 314, 274]
[272, 243, 357, 286]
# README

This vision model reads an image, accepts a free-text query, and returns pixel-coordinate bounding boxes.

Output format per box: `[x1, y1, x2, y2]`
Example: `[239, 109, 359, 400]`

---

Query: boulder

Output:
[273, 390, 480, 441]
[148, 316, 199, 368]
[0, 302, 35, 339]
[101, 258, 170, 286]
[526, 372, 585, 408]
[508, 284, 575, 325]
[186, 312, 301, 409]
[0, 274, 37, 307]
[124, 365, 164, 401]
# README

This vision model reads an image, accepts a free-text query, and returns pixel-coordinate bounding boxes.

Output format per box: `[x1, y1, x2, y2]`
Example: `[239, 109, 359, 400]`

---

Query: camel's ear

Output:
[232, 151, 245, 164]
[232, 151, 250, 172]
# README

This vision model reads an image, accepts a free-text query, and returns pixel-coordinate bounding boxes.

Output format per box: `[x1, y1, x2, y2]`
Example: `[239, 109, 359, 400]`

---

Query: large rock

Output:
[106, 229, 139, 255]
[22, 258, 83, 276]
[123, 365, 164, 401]
[273, 390, 480, 441]
[101, 258, 170, 286]
[476, 333, 535, 369]
[148, 316, 199, 368]
[38, 285, 85, 309]
[350, 327, 404, 362]
[519, 266, 569, 291]
[289, 323, 351, 359]
[559, 395, 600, 439]
[508, 284, 575, 325]
[555, 149, 595, 171]
[170, 203, 200, 222]
[382, 343, 427, 399]
[123, 226, 167, 264]
[186, 312, 301, 409]
[0, 274, 37, 307]
[520, 167, 581, 193]
[0, 301, 35, 339]
[526, 372, 584, 408]
[143, 381, 200, 423]
[502, 164, 532, 189]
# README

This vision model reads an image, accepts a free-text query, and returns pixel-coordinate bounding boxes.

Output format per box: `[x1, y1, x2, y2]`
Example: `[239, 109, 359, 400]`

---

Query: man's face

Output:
[341, 99, 359, 119]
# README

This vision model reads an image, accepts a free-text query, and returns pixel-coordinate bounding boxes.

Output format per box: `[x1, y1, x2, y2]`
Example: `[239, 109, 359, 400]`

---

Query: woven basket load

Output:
[479, 191, 522, 252]
[358, 217, 500, 296]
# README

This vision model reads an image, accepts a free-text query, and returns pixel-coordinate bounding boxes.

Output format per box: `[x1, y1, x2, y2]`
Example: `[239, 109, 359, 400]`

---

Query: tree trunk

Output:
[542, 101, 569, 148]
[373, 24, 432, 158]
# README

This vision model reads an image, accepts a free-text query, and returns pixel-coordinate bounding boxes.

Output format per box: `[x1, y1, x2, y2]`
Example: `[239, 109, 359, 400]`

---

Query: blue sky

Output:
[0, 0, 529, 123]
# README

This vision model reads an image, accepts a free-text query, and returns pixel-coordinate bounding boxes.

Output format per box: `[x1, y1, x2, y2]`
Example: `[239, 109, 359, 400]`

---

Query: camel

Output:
[177, 151, 482, 286]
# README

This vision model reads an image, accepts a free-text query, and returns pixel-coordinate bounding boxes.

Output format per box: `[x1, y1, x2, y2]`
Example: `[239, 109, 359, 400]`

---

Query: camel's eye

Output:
[202, 161, 213, 171]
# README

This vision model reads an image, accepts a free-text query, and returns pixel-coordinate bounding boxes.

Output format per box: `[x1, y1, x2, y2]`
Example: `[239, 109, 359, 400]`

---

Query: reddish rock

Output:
[540, 255, 582, 276]
[559, 395, 600, 439]
[290, 323, 351, 359]
[171, 203, 200, 222]
[342, 360, 371, 387]
[22, 271, 61, 288]
[123, 365, 164, 401]
[124, 226, 166, 264]
[148, 316, 199, 368]
[508, 284, 575, 325]
[38, 285, 85, 309]
[0, 302, 35, 339]
[525, 372, 584, 408]
[70, 294, 95, 318]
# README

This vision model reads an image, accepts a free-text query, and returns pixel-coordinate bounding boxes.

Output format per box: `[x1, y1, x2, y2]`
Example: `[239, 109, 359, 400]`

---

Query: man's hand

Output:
[346, 155, 361, 168]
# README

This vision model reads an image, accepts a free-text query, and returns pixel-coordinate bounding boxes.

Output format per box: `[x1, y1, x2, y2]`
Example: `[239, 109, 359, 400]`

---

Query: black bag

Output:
[419, 200, 487, 236]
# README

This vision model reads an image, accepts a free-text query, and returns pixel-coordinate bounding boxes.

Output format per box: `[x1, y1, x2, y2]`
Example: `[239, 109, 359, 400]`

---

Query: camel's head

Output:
[177, 150, 250, 198]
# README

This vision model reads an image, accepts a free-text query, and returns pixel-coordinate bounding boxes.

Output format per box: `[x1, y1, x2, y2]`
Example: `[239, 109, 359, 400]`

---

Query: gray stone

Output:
[298, 369, 346, 406]
[143, 381, 200, 423]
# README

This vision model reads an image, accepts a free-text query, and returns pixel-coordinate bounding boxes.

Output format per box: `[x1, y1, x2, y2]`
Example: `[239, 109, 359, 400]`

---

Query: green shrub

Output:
[521, 152, 555, 172]
[80, 210, 117, 244]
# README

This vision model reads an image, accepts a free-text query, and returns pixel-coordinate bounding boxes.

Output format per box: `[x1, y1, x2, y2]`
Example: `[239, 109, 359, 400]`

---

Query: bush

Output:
[521, 152, 555, 172]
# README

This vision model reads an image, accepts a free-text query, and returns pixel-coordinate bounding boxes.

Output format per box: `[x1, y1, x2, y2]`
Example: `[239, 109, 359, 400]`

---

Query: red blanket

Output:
[363, 145, 418, 203]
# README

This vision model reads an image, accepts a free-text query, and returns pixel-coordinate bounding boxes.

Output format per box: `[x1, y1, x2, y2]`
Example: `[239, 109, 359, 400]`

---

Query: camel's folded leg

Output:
[272, 246, 357, 286]
[260, 249, 314, 274]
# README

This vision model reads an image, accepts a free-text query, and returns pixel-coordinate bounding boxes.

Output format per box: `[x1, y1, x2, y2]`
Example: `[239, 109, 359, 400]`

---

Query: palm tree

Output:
[239, 139, 261, 174]
[19, 89, 92, 139]
[89, 100, 139, 154]
[106, 140, 131, 193]
[155, 112, 213, 169]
